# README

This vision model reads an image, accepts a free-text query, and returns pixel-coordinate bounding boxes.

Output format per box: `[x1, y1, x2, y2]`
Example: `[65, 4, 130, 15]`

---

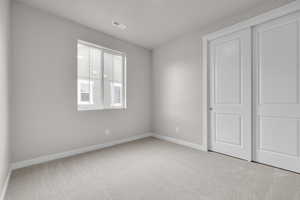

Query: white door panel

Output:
[215, 113, 242, 146]
[259, 117, 298, 156]
[254, 12, 300, 173]
[215, 39, 241, 104]
[209, 28, 252, 160]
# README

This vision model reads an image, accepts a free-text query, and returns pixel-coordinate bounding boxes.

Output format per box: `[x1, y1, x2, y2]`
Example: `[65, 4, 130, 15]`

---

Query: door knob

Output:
[209, 107, 213, 111]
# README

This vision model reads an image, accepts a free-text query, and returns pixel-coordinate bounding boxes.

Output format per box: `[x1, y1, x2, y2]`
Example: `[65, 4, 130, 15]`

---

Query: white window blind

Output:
[77, 40, 126, 111]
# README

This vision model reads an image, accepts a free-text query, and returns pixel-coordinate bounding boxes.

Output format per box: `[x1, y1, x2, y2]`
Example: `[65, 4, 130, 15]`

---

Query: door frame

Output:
[202, 0, 300, 153]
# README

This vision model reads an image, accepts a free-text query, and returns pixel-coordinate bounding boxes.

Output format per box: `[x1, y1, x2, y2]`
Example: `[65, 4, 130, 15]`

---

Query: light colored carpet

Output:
[5, 137, 300, 200]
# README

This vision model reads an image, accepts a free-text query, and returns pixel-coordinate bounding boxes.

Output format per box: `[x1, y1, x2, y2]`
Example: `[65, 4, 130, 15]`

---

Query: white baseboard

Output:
[11, 133, 205, 171]
[11, 133, 153, 170]
[0, 168, 12, 200]
[153, 134, 206, 151]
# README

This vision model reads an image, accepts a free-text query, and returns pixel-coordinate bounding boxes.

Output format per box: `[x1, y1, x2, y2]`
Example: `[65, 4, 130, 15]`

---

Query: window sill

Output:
[77, 106, 127, 111]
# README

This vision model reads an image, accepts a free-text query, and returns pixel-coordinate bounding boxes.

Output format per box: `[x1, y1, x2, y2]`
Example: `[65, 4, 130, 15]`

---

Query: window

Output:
[77, 40, 126, 110]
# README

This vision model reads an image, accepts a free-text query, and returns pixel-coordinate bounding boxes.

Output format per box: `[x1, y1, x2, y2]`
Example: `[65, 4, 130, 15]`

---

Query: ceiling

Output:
[16, 0, 293, 49]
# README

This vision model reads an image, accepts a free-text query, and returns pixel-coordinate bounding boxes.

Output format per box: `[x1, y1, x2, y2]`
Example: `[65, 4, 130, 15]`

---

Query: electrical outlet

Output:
[175, 127, 179, 133]
[105, 129, 111, 136]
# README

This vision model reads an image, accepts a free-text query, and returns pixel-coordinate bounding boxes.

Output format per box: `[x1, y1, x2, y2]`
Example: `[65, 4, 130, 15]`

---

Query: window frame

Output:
[77, 40, 127, 111]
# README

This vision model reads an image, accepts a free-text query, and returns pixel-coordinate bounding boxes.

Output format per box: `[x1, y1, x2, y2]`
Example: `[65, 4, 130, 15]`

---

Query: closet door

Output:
[254, 12, 300, 173]
[209, 28, 252, 160]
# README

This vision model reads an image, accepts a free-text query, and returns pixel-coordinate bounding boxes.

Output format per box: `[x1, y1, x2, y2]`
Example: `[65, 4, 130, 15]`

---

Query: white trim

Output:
[203, 0, 300, 41]
[11, 133, 208, 171]
[11, 133, 207, 171]
[202, 0, 300, 153]
[11, 133, 153, 170]
[153, 135, 206, 151]
[0, 168, 11, 200]
[202, 36, 209, 152]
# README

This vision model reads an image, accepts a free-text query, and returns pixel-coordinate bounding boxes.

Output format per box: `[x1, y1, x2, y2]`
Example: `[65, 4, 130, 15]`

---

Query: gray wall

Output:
[0, 0, 11, 193]
[152, 0, 293, 146]
[11, 2, 152, 162]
